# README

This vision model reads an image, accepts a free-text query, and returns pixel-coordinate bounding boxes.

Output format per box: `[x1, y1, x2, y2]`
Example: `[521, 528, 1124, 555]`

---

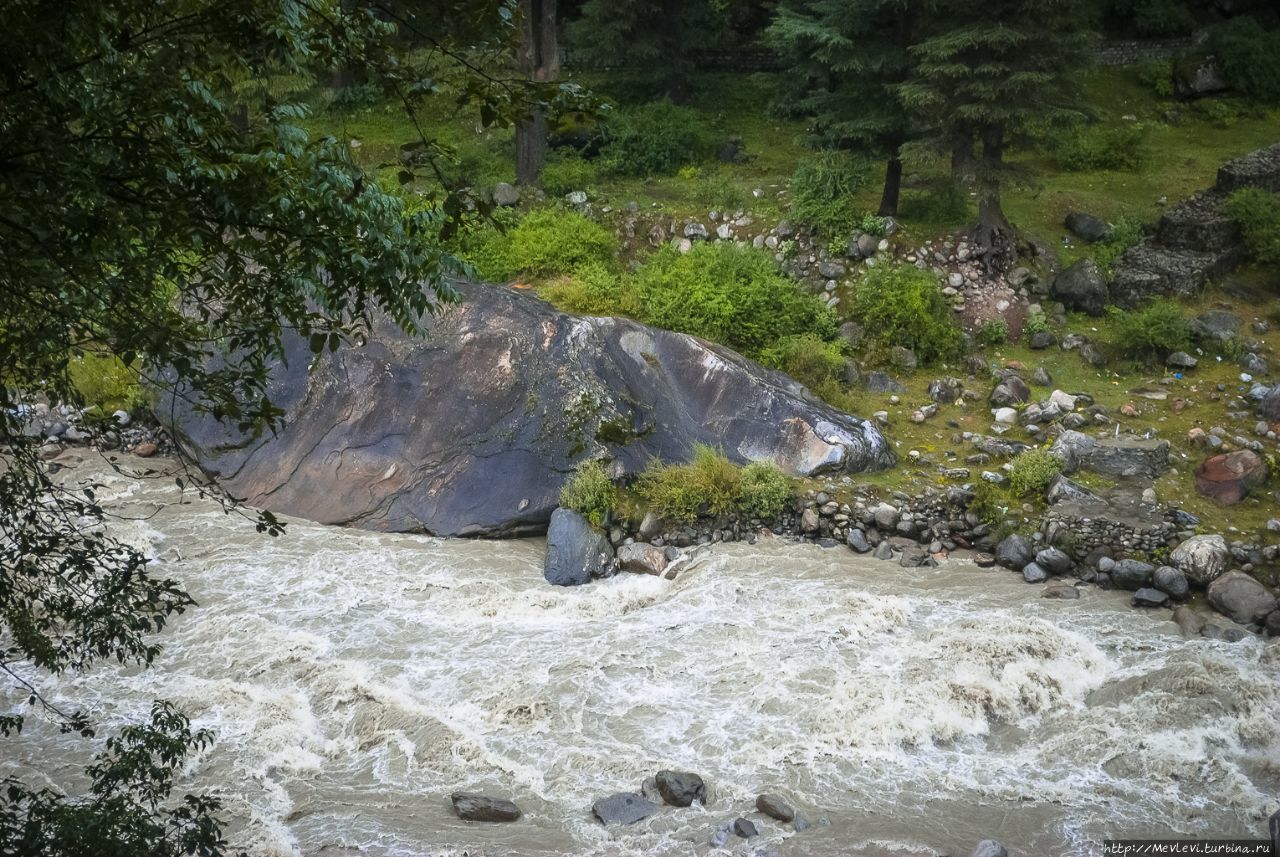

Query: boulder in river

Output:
[1111, 559, 1155, 591]
[1131, 587, 1169, 608]
[970, 840, 1009, 857]
[995, 534, 1035, 571]
[616, 542, 670, 576]
[544, 509, 613, 587]
[450, 793, 522, 822]
[655, 770, 707, 807]
[161, 282, 893, 537]
[593, 793, 659, 825]
[1208, 571, 1278, 626]
[756, 794, 795, 822]
[732, 818, 759, 838]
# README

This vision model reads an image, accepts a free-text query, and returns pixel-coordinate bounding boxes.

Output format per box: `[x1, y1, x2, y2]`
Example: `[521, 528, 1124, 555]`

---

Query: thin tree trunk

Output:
[877, 156, 903, 217]
[951, 135, 974, 185]
[661, 0, 688, 103]
[516, 0, 558, 185]
[970, 126, 1015, 272]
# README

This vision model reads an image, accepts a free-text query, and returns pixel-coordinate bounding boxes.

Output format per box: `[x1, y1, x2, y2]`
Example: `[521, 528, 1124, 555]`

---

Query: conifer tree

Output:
[900, 0, 1090, 269]
[768, 0, 920, 217]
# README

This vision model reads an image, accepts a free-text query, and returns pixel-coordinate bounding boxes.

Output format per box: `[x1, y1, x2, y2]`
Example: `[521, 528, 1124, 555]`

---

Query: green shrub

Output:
[1136, 58, 1175, 98]
[1192, 98, 1242, 129]
[505, 209, 618, 277]
[1093, 215, 1149, 273]
[447, 207, 521, 281]
[1105, 299, 1192, 361]
[738, 461, 794, 520]
[1210, 17, 1280, 103]
[859, 213, 891, 237]
[1226, 188, 1280, 265]
[633, 243, 837, 358]
[1008, 448, 1064, 498]
[694, 172, 749, 211]
[537, 262, 641, 317]
[1056, 123, 1148, 172]
[848, 265, 965, 365]
[976, 319, 1009, 348]
[789, 151, 872, 236]
[67, 352, 146, 414]
[559, 460, 616, 527]
[760, 333, 846, 390]
[637, 444, 741, 522]
[1023, 310, 1051, 339]
[599, 101, 712, 177]
[540, 152, 601, 197]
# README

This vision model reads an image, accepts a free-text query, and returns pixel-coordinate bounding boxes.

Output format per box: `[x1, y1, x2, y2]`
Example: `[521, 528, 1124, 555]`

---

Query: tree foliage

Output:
[0, 1, 550, 852]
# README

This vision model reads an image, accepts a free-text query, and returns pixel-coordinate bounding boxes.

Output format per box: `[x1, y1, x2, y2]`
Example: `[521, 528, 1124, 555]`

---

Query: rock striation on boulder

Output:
[161, 282, 893, 537]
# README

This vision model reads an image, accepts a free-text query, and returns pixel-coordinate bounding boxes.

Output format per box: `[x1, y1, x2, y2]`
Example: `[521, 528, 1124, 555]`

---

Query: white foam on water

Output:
[4, 462, 1279, 857]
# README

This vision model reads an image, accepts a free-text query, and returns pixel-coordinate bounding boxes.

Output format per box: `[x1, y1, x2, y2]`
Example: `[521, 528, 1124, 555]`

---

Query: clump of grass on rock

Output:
[560, 460, 616, 527]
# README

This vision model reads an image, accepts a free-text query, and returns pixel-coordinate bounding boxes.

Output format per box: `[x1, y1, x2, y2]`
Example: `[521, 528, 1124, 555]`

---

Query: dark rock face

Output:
[756, 794, 795, 823]
[1035, 547, 1073, 576]
[545, 509, 613, 587]
[1132, 587, 1169, 608]
[995, 535, 1035, 571]
[1022, 562, 1048, 584]
[846, 528, 871, 553]
[1049, 430, 1169, 479]
[864, 371, 907, 394]
[1065, 212, 1110, 243]
[1190, 309, 1241, 343]
[732, 818, 759, 838]
[161, 282, 893, 537]
[1051, 259, 1110, 316]
[451, 793, 522, 822]
[1195, 450, 1268, 505]
[1045, 474, 1103, 507]
[655, 771, 706, 807]
[1208, 571, 1278, 625]
[1153, 566, 1189, 600]
[593, 793, 659, 825]
[1261, 385, 1280, 422]
[990, 375, 1031, 407]
[1111, 559, 1156, 591]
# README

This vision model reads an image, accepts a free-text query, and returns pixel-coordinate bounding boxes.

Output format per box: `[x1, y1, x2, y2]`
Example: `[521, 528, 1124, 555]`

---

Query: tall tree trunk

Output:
[877, 156, 903, 217]
[660, 0, 688, 104]
[950, 135, 974, 185]
[516, 0, 558, 185]
[971, 126, 1016, 272]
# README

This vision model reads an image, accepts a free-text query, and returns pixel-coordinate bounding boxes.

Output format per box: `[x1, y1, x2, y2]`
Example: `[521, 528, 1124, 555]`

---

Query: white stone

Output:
[993, 407, 1018, 424]
[1049, 390, 1077, 412]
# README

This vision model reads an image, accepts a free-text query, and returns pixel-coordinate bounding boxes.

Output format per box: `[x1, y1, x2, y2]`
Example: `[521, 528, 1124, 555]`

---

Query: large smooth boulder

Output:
[161, 282, 893, 537]
[1111, 559, 1155, 591]
[544, 509, 613, 587]
[1208, 571, 1278, 626]
[1049, 430, 1169, 478]
[1194, 450, 1268, 505]
[1051, 259, 1110, 316]
[1065, 212, 1110, 243]
[1171, 534, 1230, 587]
[995, 534, 1035, 571]
[755, 794, 795, 822]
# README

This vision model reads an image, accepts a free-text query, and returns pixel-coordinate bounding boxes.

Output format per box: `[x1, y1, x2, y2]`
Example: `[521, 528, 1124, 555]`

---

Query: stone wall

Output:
[1091, 37, 1195, 66]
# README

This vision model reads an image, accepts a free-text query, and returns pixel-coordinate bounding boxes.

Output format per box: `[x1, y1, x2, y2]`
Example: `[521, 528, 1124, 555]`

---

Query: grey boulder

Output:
[995, 535, 1035, 571]
[616, 542, 670, 576]
[1051, 259, 1110, 316]
[593, 793, 659, 825]
[1170, 534, 1229, 587]
[1049, 430, 1169, 478]
[1111, 559, 1155, 591]
[160, 282, 893, 537]
[1035, 547, 1073, 575]
[755, 793, 795, 822]
[544, 509, 613, 586]
[1208, 571, 1278, 626]
[655, 770, 707, 807]
[1065, 212, 1110, 243]
[1153, 565, 1189, 600]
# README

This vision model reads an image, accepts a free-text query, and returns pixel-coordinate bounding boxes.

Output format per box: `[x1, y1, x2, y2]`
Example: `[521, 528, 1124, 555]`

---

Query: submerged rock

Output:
[161, 282, 893, 537]
[451, 793, 522, 822]
[593, 793, 659, 825]
[756, 794, 795, 822]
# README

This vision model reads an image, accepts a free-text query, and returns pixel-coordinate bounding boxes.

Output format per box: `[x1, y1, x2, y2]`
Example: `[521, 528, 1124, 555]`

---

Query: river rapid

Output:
[5, 457, 1280, 857]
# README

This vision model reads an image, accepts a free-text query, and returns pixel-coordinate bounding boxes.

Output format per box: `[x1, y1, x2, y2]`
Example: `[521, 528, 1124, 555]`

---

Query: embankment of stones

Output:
[1110, 143, 1280, 306]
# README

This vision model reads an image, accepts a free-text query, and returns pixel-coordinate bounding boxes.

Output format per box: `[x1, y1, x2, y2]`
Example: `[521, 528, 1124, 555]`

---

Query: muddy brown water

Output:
[5, 459, 1278, 856]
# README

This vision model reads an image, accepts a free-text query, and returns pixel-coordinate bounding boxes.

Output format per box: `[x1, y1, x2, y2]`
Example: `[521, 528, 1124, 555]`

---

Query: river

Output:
[5, 458, 1279, 856]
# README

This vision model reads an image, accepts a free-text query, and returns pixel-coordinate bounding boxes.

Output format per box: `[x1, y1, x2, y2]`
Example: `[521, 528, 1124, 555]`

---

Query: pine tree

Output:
[768, 0, 921, 217]
[901, 0, 1090, 269]
[565, 0, 724, 103]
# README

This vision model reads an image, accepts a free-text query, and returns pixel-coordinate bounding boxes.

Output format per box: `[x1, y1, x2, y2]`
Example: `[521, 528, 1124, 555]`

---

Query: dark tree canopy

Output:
[0, 1, 552, 853]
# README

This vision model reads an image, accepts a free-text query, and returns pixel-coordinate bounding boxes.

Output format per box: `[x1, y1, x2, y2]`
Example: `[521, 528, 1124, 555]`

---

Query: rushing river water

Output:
[6, 458, 1280, 857]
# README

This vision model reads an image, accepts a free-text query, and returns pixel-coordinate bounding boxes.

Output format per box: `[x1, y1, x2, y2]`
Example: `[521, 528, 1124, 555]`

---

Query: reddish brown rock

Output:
[1194, 450, 1268, 505]
[132, 442, 158, 458]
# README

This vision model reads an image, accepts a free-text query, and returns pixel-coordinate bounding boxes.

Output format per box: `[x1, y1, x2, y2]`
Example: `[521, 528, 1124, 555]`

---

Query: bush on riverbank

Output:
[67, 352, 146, 414]
[1105, 299, 1192, 361]
[637, 445, 794, 523]
[848, 265, 965, 366]
[1008, 448, 1064, 498]
[560, 460, 616, 527]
